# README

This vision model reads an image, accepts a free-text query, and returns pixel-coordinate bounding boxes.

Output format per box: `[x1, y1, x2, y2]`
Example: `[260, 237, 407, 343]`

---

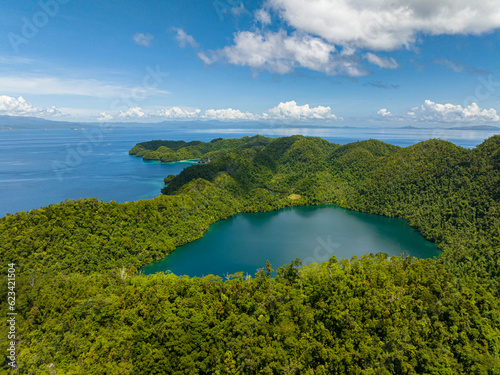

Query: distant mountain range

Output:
[1, 115, 499, 131]
[0, 115, 89, 130]
[446, 125, 500, 130]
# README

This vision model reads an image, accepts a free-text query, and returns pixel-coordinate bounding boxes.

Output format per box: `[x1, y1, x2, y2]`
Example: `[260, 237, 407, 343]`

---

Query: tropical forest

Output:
[1, 134, 500, 374]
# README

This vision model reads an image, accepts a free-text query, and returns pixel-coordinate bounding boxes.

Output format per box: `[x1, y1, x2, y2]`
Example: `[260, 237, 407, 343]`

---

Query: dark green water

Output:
[143, 205, 440, 277]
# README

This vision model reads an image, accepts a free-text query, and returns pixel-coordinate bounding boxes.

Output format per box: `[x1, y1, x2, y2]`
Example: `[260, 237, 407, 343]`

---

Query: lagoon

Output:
[143, 205, 440, 278]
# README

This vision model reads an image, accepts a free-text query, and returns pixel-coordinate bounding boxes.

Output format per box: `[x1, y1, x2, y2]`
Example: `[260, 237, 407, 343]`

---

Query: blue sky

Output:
[1, 0, 500, 126]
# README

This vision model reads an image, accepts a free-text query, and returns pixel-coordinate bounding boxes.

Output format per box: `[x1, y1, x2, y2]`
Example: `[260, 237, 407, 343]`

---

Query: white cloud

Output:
[0, 95, 62, 117]
[202, 108, 258, 121]
[410, 100, 500, 122]
[173, 28, 199, 48]
[218, 30, 365, 76]
[133, 33, 154, 47]
[364, 53, 399, 69]
[97, 112, 113, 122]
[379, 100, 500, 123]
[197, 51, 217, 65]
[377, 108, 392, 117]
[72, 101, 344, 123]
[266, 100, 341, 121]
[0, 76, 168, 98]
[118, 107, 145, 119]
[268, 0, 500, 51]
[152, 107, 201, 119]
[255, 9, 271, 25]
[231, 3, 247, 17]
[196, 1, 500, 77]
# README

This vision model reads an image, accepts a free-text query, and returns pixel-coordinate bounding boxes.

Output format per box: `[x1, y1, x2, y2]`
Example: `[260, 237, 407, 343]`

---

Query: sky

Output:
[1, 0, 500, 127]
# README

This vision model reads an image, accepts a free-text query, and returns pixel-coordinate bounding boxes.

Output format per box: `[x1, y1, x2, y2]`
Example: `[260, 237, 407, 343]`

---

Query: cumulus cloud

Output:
[364, 53, 399, 69]
[198, 1, 500, 77]
[97, 112, 113, 122]
[268, 0, 500, 51]
[217, 30, 365, 76]
[255, 9, 271, 25]
[118, 107, 145, 119]
[377, 108, 392, 117]
[98, 101, 342, 122]
[202, 108, 258, 121]
[0, 95, 62, 117]
[410, 100, 500, 122]
[266, 100, 341, 121]
[378, 100, 500, 123]
[133, 33, 154, 47]
[152, 107, 201, 119]
[173, 28, 199, 48]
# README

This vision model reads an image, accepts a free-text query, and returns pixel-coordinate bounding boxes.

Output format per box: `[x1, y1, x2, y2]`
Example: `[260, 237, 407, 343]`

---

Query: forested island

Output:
[129, 137, 242, 163]
[1, 134, 500, 374]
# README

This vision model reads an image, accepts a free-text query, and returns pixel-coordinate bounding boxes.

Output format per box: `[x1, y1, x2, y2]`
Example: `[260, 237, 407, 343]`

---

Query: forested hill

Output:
[129, 135, 271, 162]
[161, 135, 500, 281]
[1, 135, 500, 374]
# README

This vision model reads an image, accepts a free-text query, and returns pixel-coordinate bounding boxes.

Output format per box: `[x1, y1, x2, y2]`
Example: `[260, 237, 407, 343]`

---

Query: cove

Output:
[143, 205, 440, 278]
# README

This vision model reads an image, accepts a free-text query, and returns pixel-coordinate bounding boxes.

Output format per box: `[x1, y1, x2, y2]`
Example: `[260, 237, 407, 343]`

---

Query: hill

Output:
[1, 135, 499, 374]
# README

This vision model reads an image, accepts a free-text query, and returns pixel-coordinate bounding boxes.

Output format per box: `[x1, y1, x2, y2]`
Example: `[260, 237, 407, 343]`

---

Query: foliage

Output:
[129, 135, 271, 163]
[1, 135, 500, 374]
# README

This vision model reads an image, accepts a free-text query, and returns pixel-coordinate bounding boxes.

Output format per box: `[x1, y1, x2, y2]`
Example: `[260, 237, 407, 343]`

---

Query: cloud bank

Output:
[0, 95, 62, 117]
[112, 101, 342, 122]
[378, 100, 500, 123]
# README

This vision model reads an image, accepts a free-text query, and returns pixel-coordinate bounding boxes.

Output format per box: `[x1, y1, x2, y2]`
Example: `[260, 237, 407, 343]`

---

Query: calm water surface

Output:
[143, 205, 440, 278]
[1, 126, 497, 217]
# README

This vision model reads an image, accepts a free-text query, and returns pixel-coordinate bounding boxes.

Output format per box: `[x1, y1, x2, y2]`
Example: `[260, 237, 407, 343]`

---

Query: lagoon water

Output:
[142, 205, 440, 278]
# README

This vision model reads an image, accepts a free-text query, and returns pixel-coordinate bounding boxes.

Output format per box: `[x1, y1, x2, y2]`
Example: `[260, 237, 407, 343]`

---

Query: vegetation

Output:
[1, 134, 500, 374]
[129, 135, 271, 163]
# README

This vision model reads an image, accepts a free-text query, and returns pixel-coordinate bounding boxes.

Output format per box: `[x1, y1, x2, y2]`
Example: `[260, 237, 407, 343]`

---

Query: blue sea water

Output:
[0, 126, 498, 217]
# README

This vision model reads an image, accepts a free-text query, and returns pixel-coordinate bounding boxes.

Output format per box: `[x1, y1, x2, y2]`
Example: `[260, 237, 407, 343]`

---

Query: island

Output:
[1, 135, 499, 374]
[128, 137, 258, 163]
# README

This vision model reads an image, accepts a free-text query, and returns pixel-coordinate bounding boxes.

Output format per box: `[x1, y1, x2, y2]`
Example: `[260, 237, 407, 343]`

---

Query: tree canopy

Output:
[1, 135, 499, 374]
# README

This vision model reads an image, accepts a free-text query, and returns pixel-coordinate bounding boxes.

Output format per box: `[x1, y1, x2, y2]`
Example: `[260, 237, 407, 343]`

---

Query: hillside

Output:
[129, 135, 272, 162]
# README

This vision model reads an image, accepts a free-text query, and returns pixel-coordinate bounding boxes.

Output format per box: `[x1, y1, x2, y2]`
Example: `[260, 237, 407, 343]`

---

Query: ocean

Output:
[0, 126, 498, 217]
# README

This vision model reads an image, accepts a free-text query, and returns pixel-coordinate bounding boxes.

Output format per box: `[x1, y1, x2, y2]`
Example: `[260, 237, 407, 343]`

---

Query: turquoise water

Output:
[142, 205, 440, 278]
